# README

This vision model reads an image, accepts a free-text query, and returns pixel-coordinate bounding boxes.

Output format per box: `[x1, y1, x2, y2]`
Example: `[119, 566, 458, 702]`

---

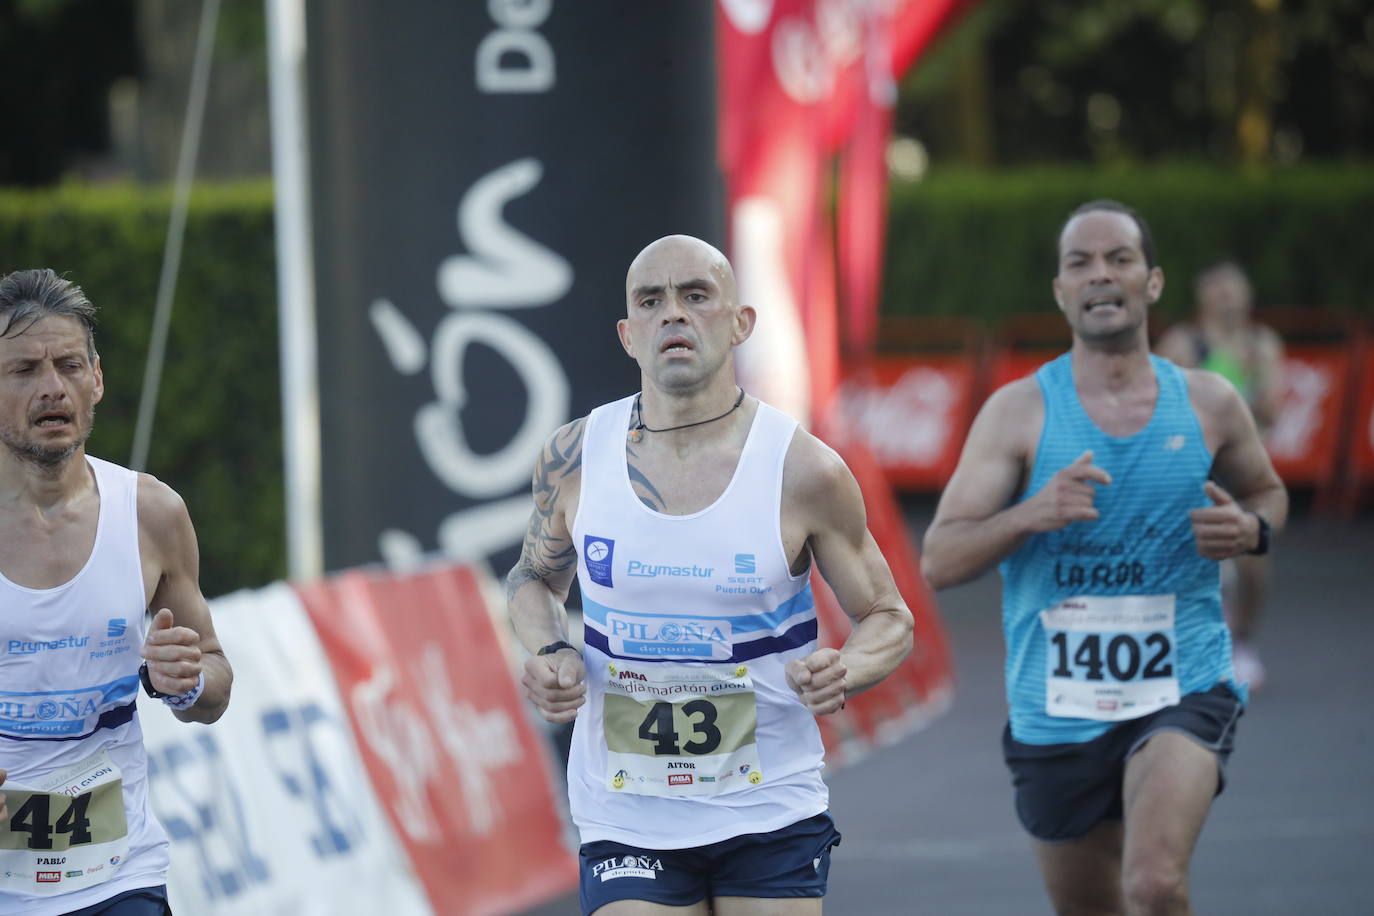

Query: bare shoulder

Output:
[136, 473, 199, 577]
[1180, 366, 1250, 447]
[1255, 323, 1284, 357]
[781, 426, 865, 539]
[1180, 365, 1244, 414]
[532, 415, 588, 512]
[972, 375, 1044, 454]
[783, 426, 856, 502]
[136, 473, 193, 539]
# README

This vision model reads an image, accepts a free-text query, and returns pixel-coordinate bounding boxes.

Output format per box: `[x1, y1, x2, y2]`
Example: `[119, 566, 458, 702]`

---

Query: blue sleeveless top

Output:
[999, 353, 1240, 744]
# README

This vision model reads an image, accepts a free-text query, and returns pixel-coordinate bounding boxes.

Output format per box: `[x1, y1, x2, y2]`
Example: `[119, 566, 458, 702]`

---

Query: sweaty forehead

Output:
[630, 244, 724, 284]
[0, 314, 89, 354]
[1059, 210, 1142, 258]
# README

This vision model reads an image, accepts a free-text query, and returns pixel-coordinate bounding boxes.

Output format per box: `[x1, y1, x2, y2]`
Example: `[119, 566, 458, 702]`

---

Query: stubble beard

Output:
[0, 406, 96, 472]
[1076, 308, 1148, 354]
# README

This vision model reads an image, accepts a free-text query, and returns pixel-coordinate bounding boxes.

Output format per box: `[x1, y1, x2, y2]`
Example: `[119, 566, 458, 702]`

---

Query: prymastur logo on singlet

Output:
[584, 536, 616, 587]
[626, 561, 714, 579]
[6, 636, 91, 655]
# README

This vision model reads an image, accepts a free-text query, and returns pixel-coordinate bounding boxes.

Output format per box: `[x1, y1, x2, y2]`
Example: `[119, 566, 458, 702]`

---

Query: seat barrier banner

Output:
[836, 356, 978, 490]
[1348, 347, 1374, 477]
[1265, 347, 1351, 485]
[139, 583, 433, 916]
[293, 565, 578, 916]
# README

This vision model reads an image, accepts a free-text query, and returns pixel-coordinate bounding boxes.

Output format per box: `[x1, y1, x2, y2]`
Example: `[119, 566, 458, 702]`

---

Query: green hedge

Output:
[883, 165, 1374, 323]
[2, 166, 1369, 595]
[0, 182, 283, 598]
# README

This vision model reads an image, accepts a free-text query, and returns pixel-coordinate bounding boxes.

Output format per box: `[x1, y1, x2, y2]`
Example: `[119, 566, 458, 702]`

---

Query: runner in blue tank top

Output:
[505, 235, 915, 916]
[923, 202, 1287, 916]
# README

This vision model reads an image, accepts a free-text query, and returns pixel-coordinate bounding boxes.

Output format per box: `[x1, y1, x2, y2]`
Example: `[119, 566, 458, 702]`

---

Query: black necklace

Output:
[628, 388, 746, 443]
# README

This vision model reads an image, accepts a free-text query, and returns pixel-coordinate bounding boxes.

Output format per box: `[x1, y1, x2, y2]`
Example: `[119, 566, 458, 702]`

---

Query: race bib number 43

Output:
[602, 662, 761, 798]
[1041, 595, 1180, 721]
[0, 748, 130, 897]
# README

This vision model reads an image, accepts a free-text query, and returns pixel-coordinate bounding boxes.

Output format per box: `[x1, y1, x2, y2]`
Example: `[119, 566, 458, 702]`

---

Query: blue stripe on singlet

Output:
[0, 674, 141, 741]
[583, 617, 818, 663]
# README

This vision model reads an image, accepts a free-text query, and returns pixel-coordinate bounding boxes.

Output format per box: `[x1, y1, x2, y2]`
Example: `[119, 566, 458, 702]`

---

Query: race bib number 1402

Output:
[1041, 594, 1180, 721]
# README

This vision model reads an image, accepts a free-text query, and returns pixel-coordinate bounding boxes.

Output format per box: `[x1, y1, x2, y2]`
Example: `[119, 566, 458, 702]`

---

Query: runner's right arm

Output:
[921, 379, 1111, 589]
[506, 418, 588, 722]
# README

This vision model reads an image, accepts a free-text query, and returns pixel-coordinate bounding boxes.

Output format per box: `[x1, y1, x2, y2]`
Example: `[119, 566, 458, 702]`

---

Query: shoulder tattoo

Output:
[625, 441, 667, 512]
[506, 419, 584, 601]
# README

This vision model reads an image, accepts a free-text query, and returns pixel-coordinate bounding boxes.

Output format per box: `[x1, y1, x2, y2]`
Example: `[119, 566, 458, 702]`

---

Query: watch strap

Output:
[536, 640, 577, 656]
[1247, 513, 1271, 556]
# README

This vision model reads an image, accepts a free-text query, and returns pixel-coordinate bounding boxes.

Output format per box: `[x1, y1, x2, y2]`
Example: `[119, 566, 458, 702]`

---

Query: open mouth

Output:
[660, 335, 693, 354]
[1083, 295, 1124, 312]
[33, 411, 72, 429]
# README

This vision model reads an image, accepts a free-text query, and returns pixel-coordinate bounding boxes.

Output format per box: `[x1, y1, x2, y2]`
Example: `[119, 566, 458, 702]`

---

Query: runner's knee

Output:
[1122, 860, 1188, 915]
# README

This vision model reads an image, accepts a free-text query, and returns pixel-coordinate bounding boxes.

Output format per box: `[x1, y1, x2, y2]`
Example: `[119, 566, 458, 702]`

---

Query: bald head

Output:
[626, 235, 738, 315]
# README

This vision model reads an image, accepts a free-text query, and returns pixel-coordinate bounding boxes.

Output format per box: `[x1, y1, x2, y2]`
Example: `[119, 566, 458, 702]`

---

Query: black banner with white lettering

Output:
[305, 3, 722, 571]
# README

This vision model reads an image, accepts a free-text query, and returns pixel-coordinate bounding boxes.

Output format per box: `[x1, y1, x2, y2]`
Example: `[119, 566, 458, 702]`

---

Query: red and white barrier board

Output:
[140, 584, 434, 915]
[1265, 347, 1351, 487]
[837, 357, 977, 490]
[141, 570, 578, 916]
[294, 566, 578, 916]
[1349, 351, 1374, 483]
[141, 553, 951, 914]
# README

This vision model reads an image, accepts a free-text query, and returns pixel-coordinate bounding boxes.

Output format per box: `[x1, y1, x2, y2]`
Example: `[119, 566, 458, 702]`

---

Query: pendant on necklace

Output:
[627, 428, 643, 443]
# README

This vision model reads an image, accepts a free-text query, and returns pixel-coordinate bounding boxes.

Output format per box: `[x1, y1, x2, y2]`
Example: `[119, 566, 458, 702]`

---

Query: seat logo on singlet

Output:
[584, 536, 616, 587]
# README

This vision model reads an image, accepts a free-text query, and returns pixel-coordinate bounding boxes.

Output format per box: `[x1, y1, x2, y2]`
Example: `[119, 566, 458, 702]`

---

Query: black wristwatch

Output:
[138, 662, 168, 699]
[1246, 513, 1271, 556]
[536, 640, 577, 656]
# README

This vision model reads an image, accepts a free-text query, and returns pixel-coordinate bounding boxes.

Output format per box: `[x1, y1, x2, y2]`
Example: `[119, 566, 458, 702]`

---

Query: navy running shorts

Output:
[1002, 682, 1244, 841]
[62, 884, 172, 916]
[578, 811, 842, 915]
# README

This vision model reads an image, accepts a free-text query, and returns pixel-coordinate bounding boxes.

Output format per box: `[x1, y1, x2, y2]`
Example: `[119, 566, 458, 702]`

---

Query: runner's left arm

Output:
[784, 433, 914, 714]
[138, 475, 232, 724]
[1187, 371, 1289, 558]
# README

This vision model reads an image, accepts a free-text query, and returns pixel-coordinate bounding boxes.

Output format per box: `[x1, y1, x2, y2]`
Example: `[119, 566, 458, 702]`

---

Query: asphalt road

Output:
[524, 500, 1374, 915]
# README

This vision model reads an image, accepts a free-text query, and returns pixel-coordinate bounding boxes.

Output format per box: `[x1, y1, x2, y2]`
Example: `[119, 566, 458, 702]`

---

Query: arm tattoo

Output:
[625, 442, 668, 512]
[506, 419, 584, 603]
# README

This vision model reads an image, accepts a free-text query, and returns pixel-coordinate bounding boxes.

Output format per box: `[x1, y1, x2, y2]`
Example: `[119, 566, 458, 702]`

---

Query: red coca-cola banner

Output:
[836, 355, 978, 490]
[1347, 340, 1374, 484]
[1265, 347, 1352, 488]
[294, 566, 576, 916]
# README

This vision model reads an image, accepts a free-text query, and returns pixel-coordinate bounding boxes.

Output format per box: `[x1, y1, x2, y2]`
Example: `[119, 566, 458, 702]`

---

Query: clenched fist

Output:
[1188, 481, 1261, 559]
[785, 648, 848, 716]
[521, 649, 587, 723]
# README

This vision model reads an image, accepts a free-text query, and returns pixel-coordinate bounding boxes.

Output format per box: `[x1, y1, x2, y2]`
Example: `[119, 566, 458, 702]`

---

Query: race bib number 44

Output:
[0, 748, 130, 897]
[602, 662, 761, 798]
[1041, 595, 1180, 721]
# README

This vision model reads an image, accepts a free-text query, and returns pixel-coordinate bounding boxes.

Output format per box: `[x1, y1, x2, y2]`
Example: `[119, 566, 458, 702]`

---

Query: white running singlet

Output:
[0, 456, 171, 915]
[568, 395, 828, 848]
